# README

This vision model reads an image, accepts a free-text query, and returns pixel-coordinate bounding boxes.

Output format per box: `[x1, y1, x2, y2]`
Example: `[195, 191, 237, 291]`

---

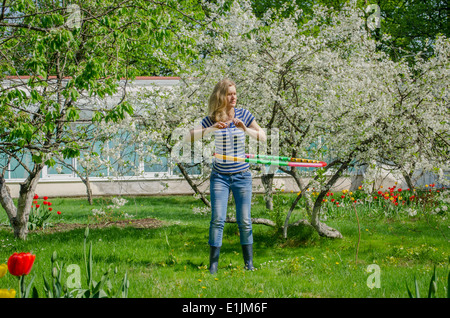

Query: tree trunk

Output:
[0, 165, 44, 240]
[0, 176, 17, 226]
[310, 218, 344, 238]
[261, 173, 274, 210]
[176, 162, 211, 208]
[280, 166, 313, 217]
[280, 160, 349, 239]
[309, 160, 351, 239]
[82, 176, 94, 205]
[280, 166, 313, 238]
[402, 171, 414, 190]
[283, 191, 303, 239]
[226, 217, 276, 227]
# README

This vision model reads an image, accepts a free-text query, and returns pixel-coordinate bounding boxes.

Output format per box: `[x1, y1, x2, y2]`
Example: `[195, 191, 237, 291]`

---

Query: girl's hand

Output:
[233, 118, 246, 131]
[213, 121, 228, 129]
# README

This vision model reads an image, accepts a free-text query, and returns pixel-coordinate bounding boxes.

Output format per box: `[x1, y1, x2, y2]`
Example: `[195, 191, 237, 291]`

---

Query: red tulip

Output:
[57, 211, 61, 215]
[43, 196, 48, 200]
[7, 252, 36, 277]
[33, 194, 38, 200]
[35, 204, 40, 208]
[49, 207, 53, 211]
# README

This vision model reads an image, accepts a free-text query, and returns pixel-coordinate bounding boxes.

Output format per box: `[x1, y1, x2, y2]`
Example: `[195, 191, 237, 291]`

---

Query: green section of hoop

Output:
[247, 154, 320, 163]
[245, 157, 290, 166]
[248, 154, 292, 162]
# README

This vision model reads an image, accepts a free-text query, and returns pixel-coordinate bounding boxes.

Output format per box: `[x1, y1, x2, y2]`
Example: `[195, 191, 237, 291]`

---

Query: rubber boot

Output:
[209, 246, 221, 274]
[242, 244, 255, 271]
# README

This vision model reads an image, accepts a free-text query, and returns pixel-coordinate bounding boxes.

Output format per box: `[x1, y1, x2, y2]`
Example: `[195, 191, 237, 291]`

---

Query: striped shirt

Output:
[201, 108, 255, 174]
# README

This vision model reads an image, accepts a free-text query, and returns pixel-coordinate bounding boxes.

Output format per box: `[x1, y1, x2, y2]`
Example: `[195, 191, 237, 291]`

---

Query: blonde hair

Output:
[208, 78, 236, 122]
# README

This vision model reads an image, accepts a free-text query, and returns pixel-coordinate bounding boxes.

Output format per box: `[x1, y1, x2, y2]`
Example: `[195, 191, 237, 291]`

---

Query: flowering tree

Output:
[365, 36, 450, 190]
[124, 81, 215, 207]
[163, 0, 449, 238]
[0, 0, 204, 239]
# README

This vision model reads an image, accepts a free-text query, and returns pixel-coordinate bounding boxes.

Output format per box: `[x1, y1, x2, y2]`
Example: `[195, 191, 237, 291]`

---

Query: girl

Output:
[186, 78, 266, 274]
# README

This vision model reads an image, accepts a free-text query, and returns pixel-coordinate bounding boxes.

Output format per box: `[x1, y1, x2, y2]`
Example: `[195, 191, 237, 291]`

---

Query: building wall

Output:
[5, 174, 370, 199]
[5, 164, 443, 199]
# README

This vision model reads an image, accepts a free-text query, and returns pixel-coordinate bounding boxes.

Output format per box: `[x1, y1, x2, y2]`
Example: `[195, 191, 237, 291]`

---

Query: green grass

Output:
[0, 193, 449, 298]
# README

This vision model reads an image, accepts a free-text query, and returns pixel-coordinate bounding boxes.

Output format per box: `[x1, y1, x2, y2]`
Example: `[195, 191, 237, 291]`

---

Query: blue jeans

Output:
[209, 170, 253, 247]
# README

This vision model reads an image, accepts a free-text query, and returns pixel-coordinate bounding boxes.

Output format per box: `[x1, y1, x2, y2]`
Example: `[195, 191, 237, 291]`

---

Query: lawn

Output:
[0, 191, 449, 299]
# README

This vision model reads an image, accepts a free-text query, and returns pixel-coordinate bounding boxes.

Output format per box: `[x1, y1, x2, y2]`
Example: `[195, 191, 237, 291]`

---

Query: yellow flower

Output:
[202, 286, 207, 289]
[335, 262, 339, 265]
[349, 192, 353, 196]
[0, 264, 7, 278]
[0, 289, 16, 298]
[425, 184, 428, 187]
[297, 191, 301, 195]
[351, 197, 355, 201]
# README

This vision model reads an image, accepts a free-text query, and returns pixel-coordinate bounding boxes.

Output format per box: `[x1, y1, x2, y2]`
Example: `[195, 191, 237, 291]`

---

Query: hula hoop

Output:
[213, 153, 327, 168]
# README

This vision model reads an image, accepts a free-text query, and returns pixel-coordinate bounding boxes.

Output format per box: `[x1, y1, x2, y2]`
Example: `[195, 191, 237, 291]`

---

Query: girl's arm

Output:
[233, 118, 267, 142]
[183, 122, 228, 143]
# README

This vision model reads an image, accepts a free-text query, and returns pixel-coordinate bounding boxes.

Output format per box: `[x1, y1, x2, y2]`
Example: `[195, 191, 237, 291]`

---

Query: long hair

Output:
[208, 78, 236, 122]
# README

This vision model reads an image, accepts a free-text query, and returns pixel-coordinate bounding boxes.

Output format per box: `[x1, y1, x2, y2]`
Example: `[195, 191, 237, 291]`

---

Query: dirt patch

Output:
[45, 218, 165, 233]
[0, 218, 165, 235]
